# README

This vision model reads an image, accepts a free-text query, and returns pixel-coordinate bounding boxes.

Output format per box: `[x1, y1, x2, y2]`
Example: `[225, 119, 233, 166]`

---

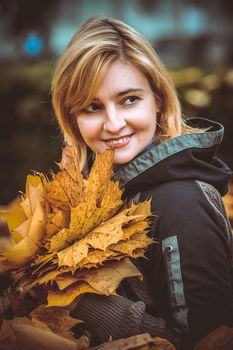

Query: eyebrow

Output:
[93, 88, 145, 101]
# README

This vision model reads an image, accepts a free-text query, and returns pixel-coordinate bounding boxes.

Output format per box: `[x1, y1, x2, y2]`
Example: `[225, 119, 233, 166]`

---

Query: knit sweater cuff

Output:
[115, 300, 145, 337]
[117, 301, 180, 346]
[70, 294, 135, 343]
[70, 294, 180, 347]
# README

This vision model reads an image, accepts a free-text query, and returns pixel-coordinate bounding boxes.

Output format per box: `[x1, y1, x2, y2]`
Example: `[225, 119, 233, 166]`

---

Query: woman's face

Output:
[76, 60, 158, 164]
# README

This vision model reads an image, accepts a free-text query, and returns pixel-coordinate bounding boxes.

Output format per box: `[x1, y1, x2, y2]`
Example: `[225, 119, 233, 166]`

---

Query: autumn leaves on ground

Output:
[0, 146, 233, 350]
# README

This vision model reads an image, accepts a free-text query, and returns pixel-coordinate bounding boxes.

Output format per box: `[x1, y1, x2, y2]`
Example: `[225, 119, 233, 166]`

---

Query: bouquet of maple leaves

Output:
[0, 145, 154, 349]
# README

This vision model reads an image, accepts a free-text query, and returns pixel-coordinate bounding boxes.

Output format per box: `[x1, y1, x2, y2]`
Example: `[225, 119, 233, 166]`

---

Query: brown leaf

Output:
[192, 325, 233, 350]
[92, 333, 175, 350]
[0, 316, 52, 349]
[30, 305, 81, 334]
[10, 323, 79, 350]
[151, 337, 176, 349]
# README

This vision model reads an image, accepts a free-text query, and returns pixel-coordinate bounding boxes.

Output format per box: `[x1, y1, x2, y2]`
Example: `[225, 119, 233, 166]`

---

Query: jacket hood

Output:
[112, 117, 232, 196]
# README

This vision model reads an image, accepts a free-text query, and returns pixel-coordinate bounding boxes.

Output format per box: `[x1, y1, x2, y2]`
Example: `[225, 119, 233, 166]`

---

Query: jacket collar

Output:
[112, 117, 228, 191]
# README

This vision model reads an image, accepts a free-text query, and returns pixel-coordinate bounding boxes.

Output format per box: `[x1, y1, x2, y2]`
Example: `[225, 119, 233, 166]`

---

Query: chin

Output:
[113, 153, 136, 165]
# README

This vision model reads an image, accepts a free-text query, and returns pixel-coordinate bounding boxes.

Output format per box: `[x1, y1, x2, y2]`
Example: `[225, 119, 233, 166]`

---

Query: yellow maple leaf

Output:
[45, 209, 70, 239]
[45, 145, 84, 210]
[123, 220, 150, 240]
[84, 150, 114, 202]
[48, 154, 123, 252]
[110, 232, 154, 255]
[57, 240, 89, 268]
[75, 258, 142, 295]
[55, 276, 77, 291]
[47, 259, 141, 307]
[47, 281, 102, 307]
[54, 258, 141, 295]
[35, 270, 61, 286]
[77, 249, 114, 269]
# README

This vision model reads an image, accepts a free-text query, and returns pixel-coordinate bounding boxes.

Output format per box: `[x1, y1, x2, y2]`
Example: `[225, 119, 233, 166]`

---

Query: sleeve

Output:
[152, 180, 233, 349]
[70, 293, 180, 347]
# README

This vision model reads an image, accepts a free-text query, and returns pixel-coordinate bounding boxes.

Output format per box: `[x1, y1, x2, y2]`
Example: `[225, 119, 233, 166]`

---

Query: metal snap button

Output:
[165, 245, 173, 253]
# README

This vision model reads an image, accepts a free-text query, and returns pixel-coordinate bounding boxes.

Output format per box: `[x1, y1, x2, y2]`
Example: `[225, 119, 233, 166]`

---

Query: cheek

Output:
[77, 118, 101, 141]
[131, 100, 157, 129]
[130, 113, 156, 131]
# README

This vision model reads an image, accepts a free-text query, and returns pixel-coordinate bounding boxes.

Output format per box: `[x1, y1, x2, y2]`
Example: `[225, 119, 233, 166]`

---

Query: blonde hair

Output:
[52, 15, 201, 167]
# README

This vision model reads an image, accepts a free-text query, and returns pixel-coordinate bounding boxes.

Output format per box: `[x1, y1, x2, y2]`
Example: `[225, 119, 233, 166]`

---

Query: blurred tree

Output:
[0, 0, 59, 33]
[0, 0, 62, 57]
[0, 62, 63, 204]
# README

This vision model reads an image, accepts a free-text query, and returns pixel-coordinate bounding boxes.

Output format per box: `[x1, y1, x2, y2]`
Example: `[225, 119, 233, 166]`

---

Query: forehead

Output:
[94, 60, 152, 100]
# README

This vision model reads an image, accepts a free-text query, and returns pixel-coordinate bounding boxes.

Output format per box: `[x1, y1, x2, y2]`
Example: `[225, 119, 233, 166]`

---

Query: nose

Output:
[103, 106, 126, 133]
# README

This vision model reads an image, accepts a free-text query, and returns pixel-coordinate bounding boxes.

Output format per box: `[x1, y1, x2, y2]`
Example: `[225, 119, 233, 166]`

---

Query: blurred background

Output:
[0, 0, 233, 205]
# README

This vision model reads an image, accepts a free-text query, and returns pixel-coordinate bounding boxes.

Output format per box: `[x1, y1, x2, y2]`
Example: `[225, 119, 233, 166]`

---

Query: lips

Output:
[103, 134, 133, 149]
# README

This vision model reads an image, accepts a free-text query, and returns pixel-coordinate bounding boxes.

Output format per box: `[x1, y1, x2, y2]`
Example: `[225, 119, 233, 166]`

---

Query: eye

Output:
[82, 102, 101, 113]
[122, 96, 140, 105]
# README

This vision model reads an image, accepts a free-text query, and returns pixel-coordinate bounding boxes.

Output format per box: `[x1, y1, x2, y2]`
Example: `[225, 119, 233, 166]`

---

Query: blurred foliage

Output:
[0, 61, 63, 205]
[170, 67, 233, 170]
[0, 62, 233, 205]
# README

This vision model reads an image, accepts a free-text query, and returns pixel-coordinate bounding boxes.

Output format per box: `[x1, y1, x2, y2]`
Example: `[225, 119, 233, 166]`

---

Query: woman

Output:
[51, 15, 233, 349]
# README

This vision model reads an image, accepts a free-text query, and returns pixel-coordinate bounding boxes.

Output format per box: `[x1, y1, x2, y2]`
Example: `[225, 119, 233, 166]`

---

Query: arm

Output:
[152, 180, 233, 349]
[70, 293, 180, 346]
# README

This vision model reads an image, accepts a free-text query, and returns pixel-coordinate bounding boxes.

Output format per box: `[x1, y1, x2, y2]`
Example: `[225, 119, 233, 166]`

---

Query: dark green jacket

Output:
[72, 118, 233, 349]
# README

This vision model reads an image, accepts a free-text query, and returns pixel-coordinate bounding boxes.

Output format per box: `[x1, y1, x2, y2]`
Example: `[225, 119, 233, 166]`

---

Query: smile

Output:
[104, 134, 133, 149]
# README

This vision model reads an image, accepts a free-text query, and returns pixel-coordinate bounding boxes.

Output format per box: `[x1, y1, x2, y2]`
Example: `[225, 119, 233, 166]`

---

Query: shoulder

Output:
[148, 179, 211, 215]
[145, 179, 231, 244]
[148, 179, 225, 214]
